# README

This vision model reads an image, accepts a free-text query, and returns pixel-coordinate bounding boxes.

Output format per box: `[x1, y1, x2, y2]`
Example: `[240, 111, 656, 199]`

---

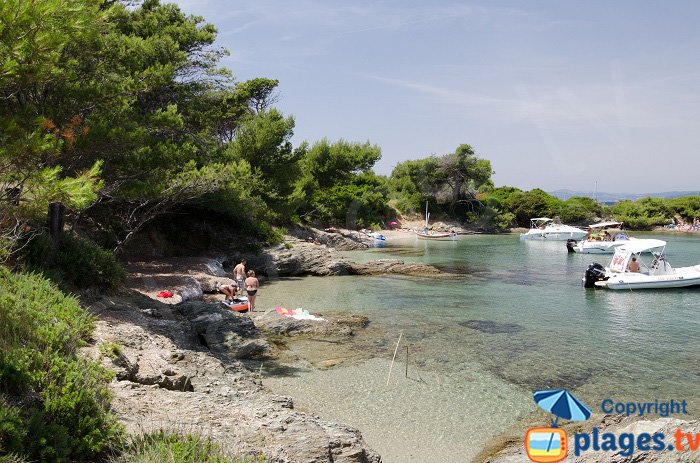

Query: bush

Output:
[611, 199, 671, 229]
[112, 431, 264, 463]
[0, 268, 122, 462]
[99, 341, 123, 360]
[20, 232, 125, 290]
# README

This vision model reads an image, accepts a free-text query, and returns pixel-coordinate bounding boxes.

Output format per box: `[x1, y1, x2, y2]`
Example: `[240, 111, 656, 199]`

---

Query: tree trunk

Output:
[47, 202, 65, 240]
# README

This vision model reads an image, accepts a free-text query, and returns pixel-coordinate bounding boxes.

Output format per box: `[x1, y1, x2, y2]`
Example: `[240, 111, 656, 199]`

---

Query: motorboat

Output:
[583, 239, 700, 289]
[416, 201, 456, 240]
[519, 217, 587, 241]
[566, 221, 633, 253]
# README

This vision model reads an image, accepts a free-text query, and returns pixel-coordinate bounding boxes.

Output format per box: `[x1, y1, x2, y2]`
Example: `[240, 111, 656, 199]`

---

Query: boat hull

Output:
[572, 240, 629, 254]
[222, 297, 250, 312]
[603, 266, 700, 290]
[416, 232, 455, 240]
[520, 230, 588, 241]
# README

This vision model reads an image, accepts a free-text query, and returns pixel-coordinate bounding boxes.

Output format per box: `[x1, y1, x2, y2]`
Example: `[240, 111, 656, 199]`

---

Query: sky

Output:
[171, 0, 700, 193]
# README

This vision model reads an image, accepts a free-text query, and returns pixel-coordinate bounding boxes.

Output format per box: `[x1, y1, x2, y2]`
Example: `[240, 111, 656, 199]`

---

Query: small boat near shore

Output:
[416, 201, 456, 240]
[583, 239, 700, 289]
[222, 296, 250, 312]
[566, 221, 632, 253]
[520, 217, 587, 241]
[416, 230, 456, 240]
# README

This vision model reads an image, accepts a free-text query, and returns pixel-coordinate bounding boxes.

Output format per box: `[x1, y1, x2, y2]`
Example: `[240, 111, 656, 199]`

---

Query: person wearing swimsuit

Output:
[245, 270, 259, 312]
[234, 259, 246, 295]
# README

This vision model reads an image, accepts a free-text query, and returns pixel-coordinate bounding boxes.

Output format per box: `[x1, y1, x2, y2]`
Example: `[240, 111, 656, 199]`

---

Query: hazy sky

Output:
[171, 0, 700, 193]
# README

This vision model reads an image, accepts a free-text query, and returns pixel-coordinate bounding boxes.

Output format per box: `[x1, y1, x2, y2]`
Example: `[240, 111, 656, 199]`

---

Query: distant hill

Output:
[549, 189, 700, 203]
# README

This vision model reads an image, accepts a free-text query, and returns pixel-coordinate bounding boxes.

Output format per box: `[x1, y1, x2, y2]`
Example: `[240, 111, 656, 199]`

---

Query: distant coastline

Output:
[549, 189, 700, 203]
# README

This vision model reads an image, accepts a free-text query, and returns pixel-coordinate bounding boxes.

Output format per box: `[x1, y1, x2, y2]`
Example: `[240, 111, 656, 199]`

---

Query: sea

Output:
[259, 232, 700, 462]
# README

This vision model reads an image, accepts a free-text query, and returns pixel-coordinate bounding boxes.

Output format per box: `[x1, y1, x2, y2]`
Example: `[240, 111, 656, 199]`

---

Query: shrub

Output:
[20, 232, 125, 290]
[0, 268, 122, 462]
[99, 341, 123, 360]
[112, 431, 264, 463]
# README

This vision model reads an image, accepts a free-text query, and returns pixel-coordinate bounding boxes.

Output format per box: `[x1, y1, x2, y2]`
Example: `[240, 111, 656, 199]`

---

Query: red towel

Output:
[157, 291, 173, 298]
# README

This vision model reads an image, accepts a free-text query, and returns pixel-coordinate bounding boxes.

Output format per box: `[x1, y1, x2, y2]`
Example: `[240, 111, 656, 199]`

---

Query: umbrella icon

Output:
[533, 389, 591, 452]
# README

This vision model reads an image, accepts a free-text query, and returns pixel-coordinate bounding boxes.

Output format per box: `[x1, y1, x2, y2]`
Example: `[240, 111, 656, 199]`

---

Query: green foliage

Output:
[19, 162, 104, 221]
[0, 0, 106, 256]
[295, 139, 388, 226]
[0, 399, 26, 461]
[112, 431, 264, 463]
[388, 157, 440, 213]
[224, 109, 303, 215]
[667, 196, 700, 220]
[611, 198, 672, 229]
[21, 233, 125, 290]
[99, 341, 123, 360]
[502, 189, 557, 226]
[554, 196, 602, 224]
[388, 144, 493, 219]
[0, 268, 122, 462]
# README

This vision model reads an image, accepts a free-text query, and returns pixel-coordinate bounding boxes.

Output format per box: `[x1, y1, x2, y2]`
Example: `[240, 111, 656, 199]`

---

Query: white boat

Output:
[567, 221, 633, 253]
[583, 239, 700, 289]
[519, 217, 587, 241]
[416, 202, 456, 240]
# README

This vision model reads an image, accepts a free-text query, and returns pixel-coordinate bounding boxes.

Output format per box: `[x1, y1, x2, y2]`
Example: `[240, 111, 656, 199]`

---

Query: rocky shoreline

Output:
[85, 289, 381, 462]
[84, 226, 694, 462]
[83, 227, 454, 462]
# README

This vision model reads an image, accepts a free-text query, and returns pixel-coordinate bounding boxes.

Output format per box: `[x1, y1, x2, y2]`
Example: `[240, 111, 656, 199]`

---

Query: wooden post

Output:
[386, 331, 403, 387]
[47, 202, 65, 240]
[405, 345, 409, 378]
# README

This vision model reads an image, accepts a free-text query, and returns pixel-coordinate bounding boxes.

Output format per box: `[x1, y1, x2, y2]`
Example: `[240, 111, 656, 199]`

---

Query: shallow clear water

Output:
[260, 233, 700, 462]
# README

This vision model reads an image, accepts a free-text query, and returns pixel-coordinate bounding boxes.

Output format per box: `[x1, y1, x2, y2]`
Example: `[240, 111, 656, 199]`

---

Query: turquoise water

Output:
[261, 233, 700, 461]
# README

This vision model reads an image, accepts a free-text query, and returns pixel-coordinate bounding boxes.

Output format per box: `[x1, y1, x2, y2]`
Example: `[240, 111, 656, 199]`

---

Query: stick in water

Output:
[386, 330, 403, 386]
[405, 345, 409, 378]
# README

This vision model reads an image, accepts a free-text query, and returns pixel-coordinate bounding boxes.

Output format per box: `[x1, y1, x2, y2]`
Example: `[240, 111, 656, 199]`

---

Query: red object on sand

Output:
[157, 291, 173, 298]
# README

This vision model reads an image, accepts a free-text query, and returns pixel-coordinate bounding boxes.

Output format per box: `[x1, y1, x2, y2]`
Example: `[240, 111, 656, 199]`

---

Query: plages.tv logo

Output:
[525, 389, 592, 463]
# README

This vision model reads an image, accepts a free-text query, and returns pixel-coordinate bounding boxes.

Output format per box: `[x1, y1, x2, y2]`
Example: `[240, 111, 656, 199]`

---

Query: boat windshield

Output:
[608, 239, 667, 273]
[530, 218, 553, 228]
[589, 221, 623, 229]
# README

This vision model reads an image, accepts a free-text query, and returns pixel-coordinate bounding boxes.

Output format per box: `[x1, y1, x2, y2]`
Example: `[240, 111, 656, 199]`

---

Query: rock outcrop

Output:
[252, 308, 369, 337]
[176, 300, 268, 360]
[248, 238, 441, 278]
[86, 290, 381, 463]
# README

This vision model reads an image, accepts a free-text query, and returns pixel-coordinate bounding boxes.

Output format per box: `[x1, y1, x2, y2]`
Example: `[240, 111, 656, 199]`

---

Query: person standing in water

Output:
[233, 258, 246, 295]
[245, 270, 259, 312]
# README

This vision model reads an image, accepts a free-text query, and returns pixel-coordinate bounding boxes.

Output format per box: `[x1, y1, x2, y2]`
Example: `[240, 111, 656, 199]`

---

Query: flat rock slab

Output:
[253, 309, 369, 337]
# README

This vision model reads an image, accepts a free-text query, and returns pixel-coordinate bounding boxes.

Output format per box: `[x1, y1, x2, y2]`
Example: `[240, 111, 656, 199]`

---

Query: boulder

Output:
[176, 301, 268, 359]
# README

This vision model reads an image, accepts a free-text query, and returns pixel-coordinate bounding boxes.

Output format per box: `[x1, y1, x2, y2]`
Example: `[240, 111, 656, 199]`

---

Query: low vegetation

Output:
[111, 431, 265, 463]
[0, 268, 122, 462]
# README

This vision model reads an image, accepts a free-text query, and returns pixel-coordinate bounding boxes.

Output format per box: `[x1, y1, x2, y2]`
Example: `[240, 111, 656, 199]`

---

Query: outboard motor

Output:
[583, 263, 607, 288]
[566, 239, 577, 253]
